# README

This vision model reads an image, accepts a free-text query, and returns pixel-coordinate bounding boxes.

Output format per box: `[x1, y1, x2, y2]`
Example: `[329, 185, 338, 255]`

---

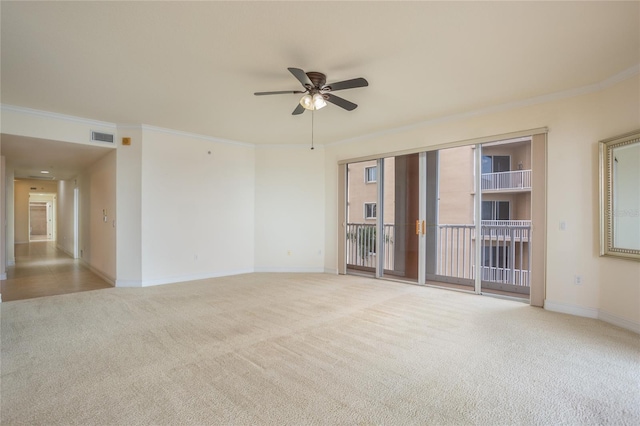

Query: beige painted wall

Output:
[347, 159, 395, 224]
[78, 150, 117, 282]
[438, 145, 475, 225]
[325, 74, 640, 328]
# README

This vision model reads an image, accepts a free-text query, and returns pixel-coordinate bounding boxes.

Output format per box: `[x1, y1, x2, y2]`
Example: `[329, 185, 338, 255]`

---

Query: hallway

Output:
[1, 241, 112, 302]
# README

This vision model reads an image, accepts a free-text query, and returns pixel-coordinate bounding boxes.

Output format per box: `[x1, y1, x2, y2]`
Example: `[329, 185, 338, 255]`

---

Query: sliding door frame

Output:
[338, 128, 547, 306]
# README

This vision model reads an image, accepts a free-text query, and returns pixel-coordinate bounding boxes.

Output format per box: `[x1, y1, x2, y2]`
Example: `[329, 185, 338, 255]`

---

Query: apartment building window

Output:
[365, 166, 377, 183]
[482, 201, 510, 221]
[482, 155, 510, 173]
[364, 202, 377, 219]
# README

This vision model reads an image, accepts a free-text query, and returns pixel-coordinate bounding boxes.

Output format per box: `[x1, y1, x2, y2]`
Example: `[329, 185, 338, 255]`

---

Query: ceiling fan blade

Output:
[288, 67, 313, 88]
[325, 93, 358, 111]
[292, 104, 305, 115]
[325, 77, 368, 92]
[254, 90, 304, 96]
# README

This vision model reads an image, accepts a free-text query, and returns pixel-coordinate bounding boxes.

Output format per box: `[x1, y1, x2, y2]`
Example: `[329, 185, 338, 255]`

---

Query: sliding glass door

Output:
[343, 133, 544, 303]
[379, 154, 420, 282]
[346, 154, 422, 282]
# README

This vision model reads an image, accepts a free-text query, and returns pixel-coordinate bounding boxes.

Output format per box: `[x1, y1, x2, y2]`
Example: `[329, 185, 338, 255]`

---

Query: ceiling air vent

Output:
[91, 131, 114, 143]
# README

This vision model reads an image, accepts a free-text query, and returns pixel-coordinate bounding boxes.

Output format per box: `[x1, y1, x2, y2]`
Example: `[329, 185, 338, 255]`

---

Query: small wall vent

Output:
[91, 131, 114, 143]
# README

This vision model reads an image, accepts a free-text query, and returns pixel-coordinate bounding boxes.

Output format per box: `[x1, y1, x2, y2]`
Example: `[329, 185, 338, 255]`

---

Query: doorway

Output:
[29, 193, 56, 242]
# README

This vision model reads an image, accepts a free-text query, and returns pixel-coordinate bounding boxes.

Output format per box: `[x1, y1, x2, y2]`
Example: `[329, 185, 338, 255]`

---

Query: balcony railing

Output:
[481, 170, 531, 191]
[346, 223, 395, 270]
[346, 222, 531, 290]
[438, 223, 531, 288]
[480, 222, 531, 241]
[478, 266, 529, 287]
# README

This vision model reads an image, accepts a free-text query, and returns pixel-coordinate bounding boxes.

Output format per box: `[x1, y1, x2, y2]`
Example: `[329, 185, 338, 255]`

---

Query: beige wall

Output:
[438, 145, 474, 225]
[78, 150, 117, 282]
[347, 159, 395, 224]
[325, 74, 640, 330]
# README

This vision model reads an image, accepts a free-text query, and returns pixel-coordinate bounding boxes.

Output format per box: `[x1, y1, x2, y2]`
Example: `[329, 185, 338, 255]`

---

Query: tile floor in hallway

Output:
[1, 241, 112, 302]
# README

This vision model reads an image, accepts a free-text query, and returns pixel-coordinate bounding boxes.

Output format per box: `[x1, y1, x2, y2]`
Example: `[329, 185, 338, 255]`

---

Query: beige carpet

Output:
[1, 273, 639, 425]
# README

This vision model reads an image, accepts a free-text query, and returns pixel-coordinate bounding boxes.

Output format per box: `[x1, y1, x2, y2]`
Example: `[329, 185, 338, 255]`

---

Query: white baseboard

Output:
[545, 299, 640, 334]
[324, 268, 339, 274]
[0, 273, 6, 280]
[544, 300, 599, 319]
[253, 267, 326, 273]
[599, 310, 640, 334]
[7, 259, 15, 266]
[141, 268, 254, 287]
[115, 279, 142, 288]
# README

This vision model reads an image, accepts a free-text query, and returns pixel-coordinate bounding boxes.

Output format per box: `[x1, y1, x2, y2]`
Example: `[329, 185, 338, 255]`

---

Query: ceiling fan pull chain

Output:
[311, 109, 315, 150]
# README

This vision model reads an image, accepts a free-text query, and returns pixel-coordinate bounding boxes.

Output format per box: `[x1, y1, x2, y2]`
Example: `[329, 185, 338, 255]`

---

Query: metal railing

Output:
[481, 170, 531, 191]
[437, 225, 475, 280]
[480, 222, 530, 241]
[346, 223, 395, 270]
[478, 266, 530, 287]
[346, 222, 531, 288]
[436, 223, 531, 287]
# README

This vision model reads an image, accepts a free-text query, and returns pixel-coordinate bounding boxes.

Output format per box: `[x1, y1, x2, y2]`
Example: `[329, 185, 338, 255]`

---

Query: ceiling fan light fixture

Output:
[300, 93, 327, 110]
[312, 93, 327, 110]
[299, 94, 313, 110]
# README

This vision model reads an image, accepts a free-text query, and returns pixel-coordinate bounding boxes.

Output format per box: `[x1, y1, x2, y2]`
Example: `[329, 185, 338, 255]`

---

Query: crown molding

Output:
[0, 104, 117, 129]
[327, 64, 640, 148]
[139, 124, 254, 148]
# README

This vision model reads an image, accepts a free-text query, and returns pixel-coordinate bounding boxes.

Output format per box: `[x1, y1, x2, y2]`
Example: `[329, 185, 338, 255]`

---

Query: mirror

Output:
[599, 130, 640, 261]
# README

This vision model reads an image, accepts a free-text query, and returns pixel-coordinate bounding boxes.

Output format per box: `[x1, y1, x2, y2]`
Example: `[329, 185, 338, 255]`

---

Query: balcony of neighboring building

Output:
[481, 140, 532, 193]
[481, 169, 531, 192]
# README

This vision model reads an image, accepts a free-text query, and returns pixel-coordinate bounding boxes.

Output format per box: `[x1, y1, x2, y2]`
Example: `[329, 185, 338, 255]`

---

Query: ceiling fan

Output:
[254, 67, 368, 115]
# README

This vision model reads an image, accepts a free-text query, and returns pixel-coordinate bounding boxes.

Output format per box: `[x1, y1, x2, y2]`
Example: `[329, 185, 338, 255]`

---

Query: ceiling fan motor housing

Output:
[306, 72, 327, 90]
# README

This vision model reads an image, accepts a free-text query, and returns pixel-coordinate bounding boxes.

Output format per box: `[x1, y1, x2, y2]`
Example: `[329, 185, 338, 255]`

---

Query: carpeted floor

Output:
[1, 273, 639, 425]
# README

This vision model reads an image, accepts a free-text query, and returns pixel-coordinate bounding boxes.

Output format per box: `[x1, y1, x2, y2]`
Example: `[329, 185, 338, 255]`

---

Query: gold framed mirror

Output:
[599, 130, 640, 261]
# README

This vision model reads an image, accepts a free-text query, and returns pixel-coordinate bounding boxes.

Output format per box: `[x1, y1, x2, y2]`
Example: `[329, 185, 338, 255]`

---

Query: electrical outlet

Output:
[574, 275, 583, 285]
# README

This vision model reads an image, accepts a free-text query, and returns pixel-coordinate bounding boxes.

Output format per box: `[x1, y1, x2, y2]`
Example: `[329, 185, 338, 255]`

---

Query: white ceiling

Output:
[1, 1, 639, 176]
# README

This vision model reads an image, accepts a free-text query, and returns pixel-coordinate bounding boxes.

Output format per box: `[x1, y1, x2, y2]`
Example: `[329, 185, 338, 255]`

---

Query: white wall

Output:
[139, 128, 255, 285]
[78, 150, 117, 283]
[57, 179, 76, 257]
[324, 73, 640, 330]
[4, 165, 15, 265]
[115, 126, 143, 286]
[254, 146, 326, 272]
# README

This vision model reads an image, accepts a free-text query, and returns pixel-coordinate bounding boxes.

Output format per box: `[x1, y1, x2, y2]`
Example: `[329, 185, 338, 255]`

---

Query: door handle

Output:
[416, 220, 426, 235]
